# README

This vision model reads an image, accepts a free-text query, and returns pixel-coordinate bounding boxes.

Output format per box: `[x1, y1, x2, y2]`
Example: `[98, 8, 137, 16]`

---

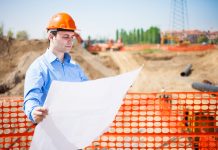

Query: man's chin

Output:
[65, 47, 72, 52]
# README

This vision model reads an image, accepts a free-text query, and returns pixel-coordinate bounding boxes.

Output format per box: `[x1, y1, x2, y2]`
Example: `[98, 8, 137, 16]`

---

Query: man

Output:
[24, 12, 88, 124]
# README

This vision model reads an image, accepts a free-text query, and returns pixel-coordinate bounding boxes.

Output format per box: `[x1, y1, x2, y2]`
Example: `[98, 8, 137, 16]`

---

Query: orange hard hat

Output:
[47, 12, 76, 31]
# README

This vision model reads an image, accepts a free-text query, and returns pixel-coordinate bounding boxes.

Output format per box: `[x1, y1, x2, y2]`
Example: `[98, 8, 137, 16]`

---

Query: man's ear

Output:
[48, 32, 54, 40]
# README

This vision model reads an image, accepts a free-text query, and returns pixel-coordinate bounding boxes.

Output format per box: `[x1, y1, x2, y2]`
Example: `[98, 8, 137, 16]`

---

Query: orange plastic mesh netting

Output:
[0, 92, 218, 149]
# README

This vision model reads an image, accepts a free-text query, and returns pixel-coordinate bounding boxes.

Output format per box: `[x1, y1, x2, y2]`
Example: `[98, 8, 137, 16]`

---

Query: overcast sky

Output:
[0, 0, 218, 39]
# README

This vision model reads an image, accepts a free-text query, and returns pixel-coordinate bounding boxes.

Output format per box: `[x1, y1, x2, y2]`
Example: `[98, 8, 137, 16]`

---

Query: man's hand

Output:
[32, 107, 48, 124]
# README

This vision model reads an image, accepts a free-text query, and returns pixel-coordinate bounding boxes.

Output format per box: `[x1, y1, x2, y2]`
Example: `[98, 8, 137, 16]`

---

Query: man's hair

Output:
[48, 28, 75, 36]
[49, 30, 58, 36]
[47, 30, 57, 44]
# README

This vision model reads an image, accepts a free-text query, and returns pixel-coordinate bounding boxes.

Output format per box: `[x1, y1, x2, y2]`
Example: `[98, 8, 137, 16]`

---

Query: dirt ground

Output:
[0, 37, 218, 96]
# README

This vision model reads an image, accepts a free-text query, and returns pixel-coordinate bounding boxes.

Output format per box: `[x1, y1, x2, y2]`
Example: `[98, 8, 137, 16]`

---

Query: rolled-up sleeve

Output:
[24, 62, 44, 122]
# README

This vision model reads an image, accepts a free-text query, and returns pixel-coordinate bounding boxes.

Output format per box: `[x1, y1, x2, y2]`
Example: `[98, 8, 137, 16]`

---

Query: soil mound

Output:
[0, 38, 218, 95]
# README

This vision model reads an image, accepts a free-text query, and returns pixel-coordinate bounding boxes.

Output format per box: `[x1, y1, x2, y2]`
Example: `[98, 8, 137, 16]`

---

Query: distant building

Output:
[161, 30, 218, 44]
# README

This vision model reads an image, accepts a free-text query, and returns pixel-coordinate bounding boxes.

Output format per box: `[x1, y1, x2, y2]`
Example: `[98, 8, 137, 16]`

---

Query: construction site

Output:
[1, 0, 218, 149]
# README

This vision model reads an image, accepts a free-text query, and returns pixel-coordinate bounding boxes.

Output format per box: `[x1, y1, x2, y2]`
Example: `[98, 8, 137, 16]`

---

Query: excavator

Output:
[75, 32, 124, 54]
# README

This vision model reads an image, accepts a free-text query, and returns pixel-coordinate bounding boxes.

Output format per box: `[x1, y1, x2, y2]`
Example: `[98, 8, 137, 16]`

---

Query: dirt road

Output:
[100, 49, 218, 93]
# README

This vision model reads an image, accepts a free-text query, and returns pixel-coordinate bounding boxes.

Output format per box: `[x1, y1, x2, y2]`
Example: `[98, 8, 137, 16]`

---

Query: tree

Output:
[7, 29, 14, 39]
[115, 29, 119, 41]
[197, 35, 209, 44]
[212, 37, 218, 44]
[0, 24, 3, 38]
[16, 30, 29, 40]
[116, 26, 161, 44]
[140, 28, 144, 42]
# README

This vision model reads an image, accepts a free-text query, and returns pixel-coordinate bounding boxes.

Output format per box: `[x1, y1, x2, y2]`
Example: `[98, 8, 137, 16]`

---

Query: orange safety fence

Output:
[0, 92, 218, 150]
[162, 44, 216, 52]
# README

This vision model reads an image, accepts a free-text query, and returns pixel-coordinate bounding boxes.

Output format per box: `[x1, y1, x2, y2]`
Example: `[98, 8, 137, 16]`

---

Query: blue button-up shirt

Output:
[24, 49, 88, 122]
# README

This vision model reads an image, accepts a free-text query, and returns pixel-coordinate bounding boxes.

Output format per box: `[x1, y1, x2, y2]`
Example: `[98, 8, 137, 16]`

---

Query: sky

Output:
[0, 0, 218, 40]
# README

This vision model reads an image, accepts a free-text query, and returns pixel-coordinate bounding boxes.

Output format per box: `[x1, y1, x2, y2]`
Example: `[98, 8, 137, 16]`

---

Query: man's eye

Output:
[63, 36, 70, 39]
[62, 36, 75, 40]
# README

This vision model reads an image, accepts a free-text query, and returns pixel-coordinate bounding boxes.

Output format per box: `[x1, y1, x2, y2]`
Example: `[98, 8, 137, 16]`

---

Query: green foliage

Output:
[7, 29, 13, 39]
[212, 37, 218, 44]
[197, 35, 208, 44]
[16, 30, 29, 40]
[115, 29, 119, 41]
[87, 35, 91, 41]
[0, 24, 3, 37]
[116, 26, 161, 44]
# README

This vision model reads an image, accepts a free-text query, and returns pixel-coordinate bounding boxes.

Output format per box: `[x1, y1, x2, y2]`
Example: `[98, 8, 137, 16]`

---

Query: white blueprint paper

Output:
[30, 67, 141, 150]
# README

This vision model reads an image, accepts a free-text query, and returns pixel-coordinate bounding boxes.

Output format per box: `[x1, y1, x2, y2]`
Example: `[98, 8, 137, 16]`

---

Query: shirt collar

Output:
[44, 48, 73, 64]
[44, 48, 57, 63]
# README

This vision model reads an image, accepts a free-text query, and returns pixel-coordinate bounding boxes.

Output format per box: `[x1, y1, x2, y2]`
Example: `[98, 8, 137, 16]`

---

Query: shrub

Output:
[0, 24, 3, 38]
[7, 29, 13, 39]
[16, 30, 28, 40]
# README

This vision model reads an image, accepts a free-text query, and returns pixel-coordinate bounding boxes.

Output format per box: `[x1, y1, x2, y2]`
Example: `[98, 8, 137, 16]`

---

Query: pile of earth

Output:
[0, 37, 218, 96]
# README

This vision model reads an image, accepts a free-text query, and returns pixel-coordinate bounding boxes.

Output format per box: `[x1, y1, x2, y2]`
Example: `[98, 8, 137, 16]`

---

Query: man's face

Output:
[52, 31, 75, 53]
